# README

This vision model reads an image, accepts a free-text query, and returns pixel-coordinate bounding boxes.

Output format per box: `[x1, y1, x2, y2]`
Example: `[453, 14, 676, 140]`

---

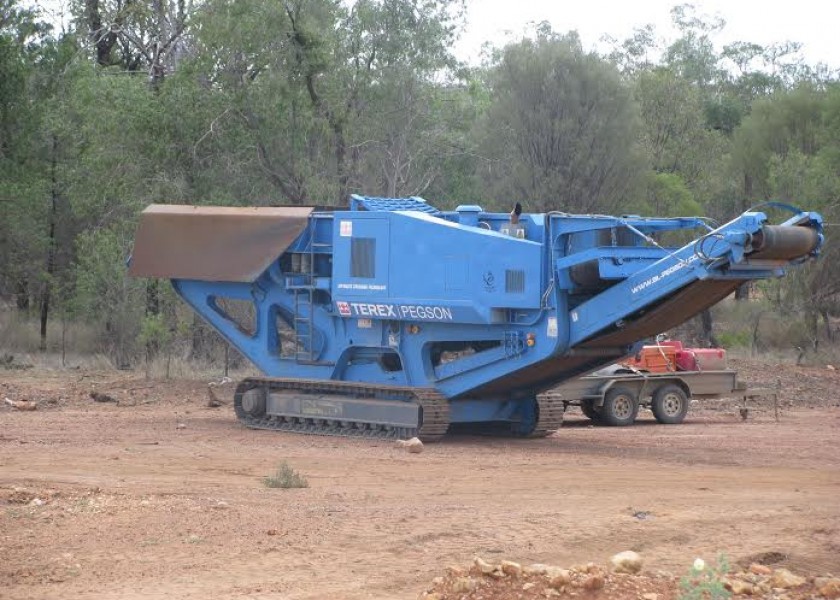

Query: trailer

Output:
[552, 366, 739, 426]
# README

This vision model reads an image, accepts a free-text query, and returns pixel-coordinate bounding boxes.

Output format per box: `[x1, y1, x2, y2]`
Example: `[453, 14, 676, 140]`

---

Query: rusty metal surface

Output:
[129, 204, 314, 282]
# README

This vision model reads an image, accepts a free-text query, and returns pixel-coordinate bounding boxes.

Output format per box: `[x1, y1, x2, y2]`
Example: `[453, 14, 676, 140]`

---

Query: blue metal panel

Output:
[332, 215, 390, 298]
[386, 211, 543, 311]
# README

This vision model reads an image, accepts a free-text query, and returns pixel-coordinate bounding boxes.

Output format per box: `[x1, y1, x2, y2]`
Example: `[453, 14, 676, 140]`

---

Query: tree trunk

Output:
[149, 0, 166, 90]
[144, 280, 160, 359]
[145, 279, 160, 315]
[39, 284, 50, 351]
[335, 123, 348, 205]
[15, 279, 29, 311]
[806, 309, 819, 347]
[821, 309, 833, 342]
[700, 309, 719, 347]
[736, 175, 753, 302]
[742, 172, 753, 212]
[85, 0, 117, 66]
[734, 282, 751, 301]
[61, 309, 67, 367]
[40, 135, 59, 352]
[750, 311, 764, 357]
[191, 313, 206, 359]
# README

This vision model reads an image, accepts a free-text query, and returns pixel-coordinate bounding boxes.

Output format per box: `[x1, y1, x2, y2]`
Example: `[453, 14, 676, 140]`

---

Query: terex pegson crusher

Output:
[129, 196, 822, 440]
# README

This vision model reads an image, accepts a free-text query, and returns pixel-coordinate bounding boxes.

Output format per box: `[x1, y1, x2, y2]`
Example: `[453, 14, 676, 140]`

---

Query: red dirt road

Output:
[1, 368, 839, 599]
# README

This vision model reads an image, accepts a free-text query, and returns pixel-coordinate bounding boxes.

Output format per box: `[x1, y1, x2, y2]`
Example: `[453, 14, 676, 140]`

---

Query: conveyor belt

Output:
[750, 225, 819, 260]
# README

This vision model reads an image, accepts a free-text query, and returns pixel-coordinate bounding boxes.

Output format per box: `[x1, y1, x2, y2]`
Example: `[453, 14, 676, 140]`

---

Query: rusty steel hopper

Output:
[129, 204, 313, 283]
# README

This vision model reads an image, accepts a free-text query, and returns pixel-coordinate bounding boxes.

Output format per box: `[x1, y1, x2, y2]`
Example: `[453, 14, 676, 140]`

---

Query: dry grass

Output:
[263, 462, 309, 489]
[0, 311, 100, 355]
[0, 308, 259, 380]
[139, 354, 258, 381]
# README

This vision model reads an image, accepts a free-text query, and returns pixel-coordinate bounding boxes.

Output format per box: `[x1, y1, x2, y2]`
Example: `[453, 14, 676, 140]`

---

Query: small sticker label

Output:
[547, 316, 558, 338]
[571, 311, 579, 323]
[339, 220, 352, 237]
[357, 318, 372, 329]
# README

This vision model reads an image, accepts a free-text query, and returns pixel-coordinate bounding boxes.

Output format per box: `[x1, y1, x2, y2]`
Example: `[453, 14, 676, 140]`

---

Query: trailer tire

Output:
[651, 384, 689, 424]
[581, 400, 601, 422]
[600, 386, 639, 426]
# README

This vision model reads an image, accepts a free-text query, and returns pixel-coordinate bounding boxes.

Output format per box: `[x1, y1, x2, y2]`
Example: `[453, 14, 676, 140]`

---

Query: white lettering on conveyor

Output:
[630, 255, 698, 295]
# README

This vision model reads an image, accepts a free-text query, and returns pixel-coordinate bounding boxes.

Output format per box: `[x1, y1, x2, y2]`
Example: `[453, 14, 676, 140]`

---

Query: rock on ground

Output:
[423, 556, 833, 600]
[817, 578, 840, 599]
[770, 568, 806, 589]
[473, 557, 495, 575]
[500, 560, 522, 577]
[4, 397, 37, 411]
[396, 437, 424, 453]
[610, 550, 643, 574]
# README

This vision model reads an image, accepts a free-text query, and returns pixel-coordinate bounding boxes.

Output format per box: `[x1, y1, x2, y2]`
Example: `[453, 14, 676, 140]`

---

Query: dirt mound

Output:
[421, 557, 840, 600]
[730, 358, 840, 409]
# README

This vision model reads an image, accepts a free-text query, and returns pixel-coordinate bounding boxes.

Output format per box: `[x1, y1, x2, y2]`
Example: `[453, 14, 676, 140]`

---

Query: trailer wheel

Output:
[651, 384, 689, 424]
[581, 400, 601, 422]
[600, 386, 639, 426]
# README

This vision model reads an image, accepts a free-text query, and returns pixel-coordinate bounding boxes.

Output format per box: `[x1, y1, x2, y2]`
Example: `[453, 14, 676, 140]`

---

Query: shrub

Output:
[717, 330, 751, 348]
[263, 462, 309, 489]
[679, 555, 731, 600]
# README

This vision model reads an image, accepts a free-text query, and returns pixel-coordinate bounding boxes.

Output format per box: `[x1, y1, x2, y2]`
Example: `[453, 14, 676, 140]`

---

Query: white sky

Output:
[455, 0, 840, 70]
[32, 0, 840, 71]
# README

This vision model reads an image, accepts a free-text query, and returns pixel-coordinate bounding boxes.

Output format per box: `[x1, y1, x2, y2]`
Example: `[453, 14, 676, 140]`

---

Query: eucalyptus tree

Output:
[186, 0, 464, 206]
[478, 29, 644, 213]
[79, 0, 190, 87]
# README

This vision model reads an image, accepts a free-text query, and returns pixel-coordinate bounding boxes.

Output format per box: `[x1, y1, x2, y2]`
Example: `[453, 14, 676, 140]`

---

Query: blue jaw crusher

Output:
[129, 196, 822, 440]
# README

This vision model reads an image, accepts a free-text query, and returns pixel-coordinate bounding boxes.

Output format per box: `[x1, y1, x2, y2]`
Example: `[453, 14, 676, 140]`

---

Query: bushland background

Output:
[2, 0, 838, 374]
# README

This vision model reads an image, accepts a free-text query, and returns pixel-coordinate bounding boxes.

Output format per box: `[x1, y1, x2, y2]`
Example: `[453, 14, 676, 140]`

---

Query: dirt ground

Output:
[1, 361, 839, 599]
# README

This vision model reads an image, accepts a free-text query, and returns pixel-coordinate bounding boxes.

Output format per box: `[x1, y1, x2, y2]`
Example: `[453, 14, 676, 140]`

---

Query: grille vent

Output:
[505, 269, 525, 293]
[350, 237, 376, 278]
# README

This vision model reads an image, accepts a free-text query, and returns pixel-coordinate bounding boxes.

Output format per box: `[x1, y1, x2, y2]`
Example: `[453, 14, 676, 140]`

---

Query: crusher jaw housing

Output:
[130, 196, 822, 440]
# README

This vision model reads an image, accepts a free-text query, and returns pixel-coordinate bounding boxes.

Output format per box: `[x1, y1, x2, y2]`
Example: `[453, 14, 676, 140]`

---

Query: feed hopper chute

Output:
[130, 195, 823, 440]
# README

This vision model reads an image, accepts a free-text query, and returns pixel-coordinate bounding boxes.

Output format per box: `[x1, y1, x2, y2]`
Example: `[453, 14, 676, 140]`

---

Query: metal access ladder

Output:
[291, 217, 332, 363]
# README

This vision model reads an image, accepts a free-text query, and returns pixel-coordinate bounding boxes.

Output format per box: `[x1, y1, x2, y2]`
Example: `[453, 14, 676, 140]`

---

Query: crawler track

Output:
[526, 394, 566, 437]
[450, 394, 565, 438]
[233, 379, 565, 441]
[233, 377, 450, 442]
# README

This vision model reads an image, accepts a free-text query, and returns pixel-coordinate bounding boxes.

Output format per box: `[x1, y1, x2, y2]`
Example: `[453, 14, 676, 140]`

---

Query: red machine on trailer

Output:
[551, 340, 740, 426]
[622, 340, 727, 373]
